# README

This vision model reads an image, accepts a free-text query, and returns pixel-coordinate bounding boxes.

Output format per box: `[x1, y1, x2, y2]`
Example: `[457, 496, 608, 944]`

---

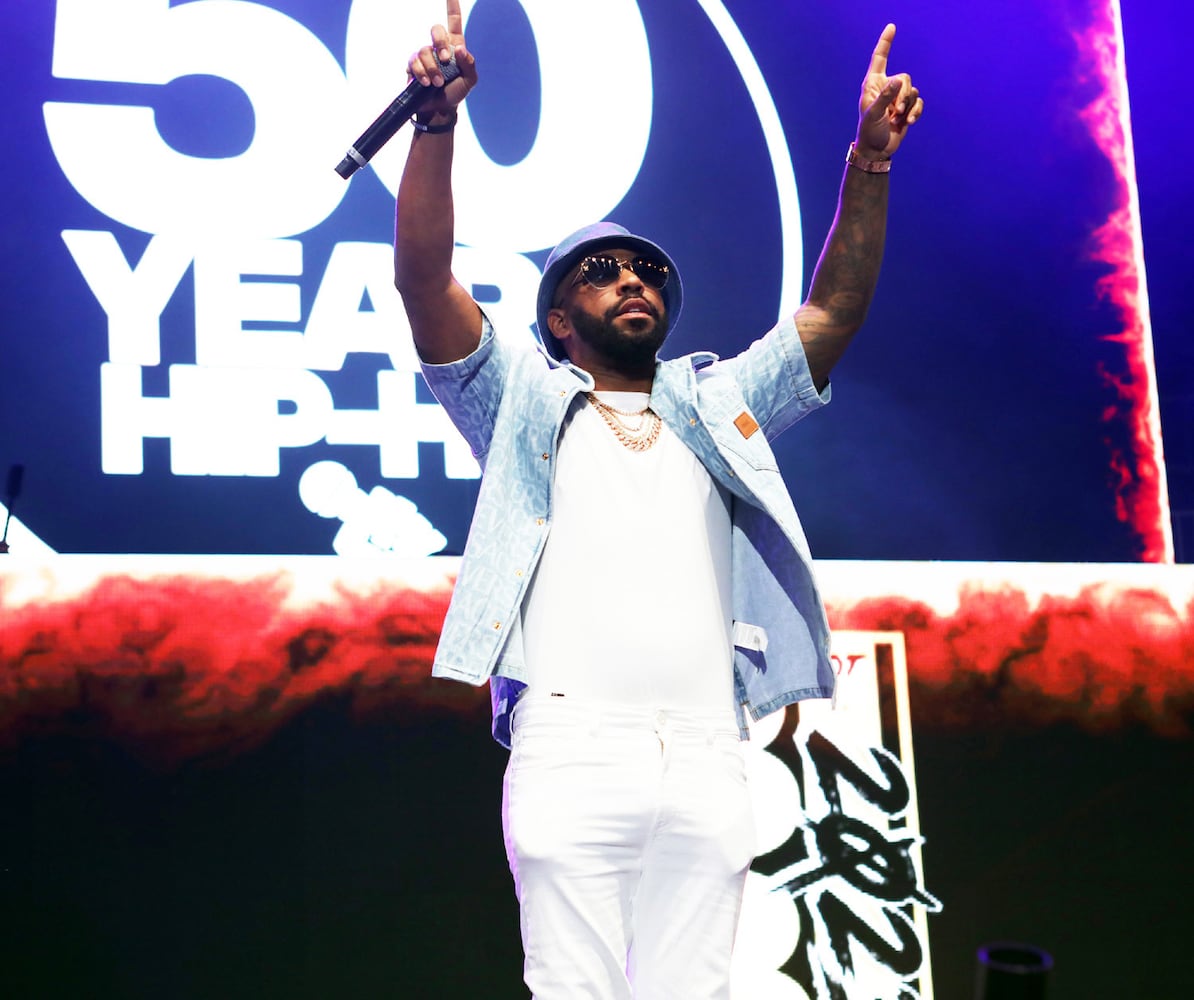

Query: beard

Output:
[567, 297, 670, 370]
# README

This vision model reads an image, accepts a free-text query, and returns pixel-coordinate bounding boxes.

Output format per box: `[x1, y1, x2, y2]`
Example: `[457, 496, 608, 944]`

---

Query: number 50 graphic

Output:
[43, 0, 654, 249]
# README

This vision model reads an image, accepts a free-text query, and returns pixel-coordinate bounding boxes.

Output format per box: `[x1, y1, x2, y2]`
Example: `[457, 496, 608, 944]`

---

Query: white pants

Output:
[502, 697, 756, 999]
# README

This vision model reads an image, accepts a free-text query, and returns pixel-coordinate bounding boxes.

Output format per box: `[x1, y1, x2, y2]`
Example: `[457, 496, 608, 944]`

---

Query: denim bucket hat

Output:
[535, 222, 683, 361]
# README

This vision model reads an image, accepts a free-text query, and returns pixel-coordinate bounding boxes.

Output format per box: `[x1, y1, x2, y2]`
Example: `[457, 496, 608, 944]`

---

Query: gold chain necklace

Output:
[585, 392, 662, 452]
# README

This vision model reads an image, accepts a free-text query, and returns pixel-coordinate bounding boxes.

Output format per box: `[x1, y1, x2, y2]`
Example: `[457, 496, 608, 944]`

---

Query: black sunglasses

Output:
[570, 255, 670, 292]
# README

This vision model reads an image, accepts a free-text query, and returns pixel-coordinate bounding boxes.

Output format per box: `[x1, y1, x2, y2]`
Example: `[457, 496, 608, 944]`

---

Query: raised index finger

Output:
[868, 23, 896, 76]
[446, 0, 463, 37]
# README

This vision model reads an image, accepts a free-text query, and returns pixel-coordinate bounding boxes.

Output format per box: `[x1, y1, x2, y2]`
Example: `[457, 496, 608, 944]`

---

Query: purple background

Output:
[1, 0, 1188, 562]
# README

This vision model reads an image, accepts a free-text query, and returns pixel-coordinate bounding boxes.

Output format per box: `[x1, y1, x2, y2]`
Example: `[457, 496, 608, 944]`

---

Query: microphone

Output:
[0, 463, 23, 554]
[5, 464, 22, 502]
[335, 53, 461, 179]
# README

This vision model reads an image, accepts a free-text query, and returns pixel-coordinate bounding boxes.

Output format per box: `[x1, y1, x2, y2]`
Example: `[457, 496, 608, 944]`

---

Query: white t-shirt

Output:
[520, 391, 734, 711]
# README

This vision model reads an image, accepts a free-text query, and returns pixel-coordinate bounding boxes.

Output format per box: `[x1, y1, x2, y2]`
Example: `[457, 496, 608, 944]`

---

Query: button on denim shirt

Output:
[421, 314, 836, 748]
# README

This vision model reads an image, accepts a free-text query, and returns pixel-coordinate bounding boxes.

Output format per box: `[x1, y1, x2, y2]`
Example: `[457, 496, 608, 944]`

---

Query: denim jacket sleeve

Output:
[418, 317, 510, 466]
[710, 314, 831, 441]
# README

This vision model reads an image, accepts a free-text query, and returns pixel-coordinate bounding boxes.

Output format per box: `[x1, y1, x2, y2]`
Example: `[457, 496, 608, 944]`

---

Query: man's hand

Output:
[406, 0, 477, 117]
[856, 24, 923, 160]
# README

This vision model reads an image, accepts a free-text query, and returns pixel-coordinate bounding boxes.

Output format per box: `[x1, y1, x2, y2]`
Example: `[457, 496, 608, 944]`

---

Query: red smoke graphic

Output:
[3, 568, 1192, 766]
[831, 583, 1194, 738]
[1072, 0, 1172, 561]
[0, 571, 471, 766]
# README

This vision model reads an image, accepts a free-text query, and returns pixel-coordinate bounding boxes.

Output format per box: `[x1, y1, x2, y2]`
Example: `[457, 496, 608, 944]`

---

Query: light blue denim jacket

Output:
[421, 314, 836, 747]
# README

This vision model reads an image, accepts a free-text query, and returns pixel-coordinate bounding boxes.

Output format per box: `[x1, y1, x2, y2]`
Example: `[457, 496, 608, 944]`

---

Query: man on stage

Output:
[393, 4, 923, 996]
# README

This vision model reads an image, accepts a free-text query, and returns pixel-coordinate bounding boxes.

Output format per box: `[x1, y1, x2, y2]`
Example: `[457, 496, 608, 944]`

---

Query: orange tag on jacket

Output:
[734, 411, 760, 439]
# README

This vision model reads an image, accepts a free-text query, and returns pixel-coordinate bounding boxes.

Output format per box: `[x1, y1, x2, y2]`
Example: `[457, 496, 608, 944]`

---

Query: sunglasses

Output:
[569, 255, 670, 292]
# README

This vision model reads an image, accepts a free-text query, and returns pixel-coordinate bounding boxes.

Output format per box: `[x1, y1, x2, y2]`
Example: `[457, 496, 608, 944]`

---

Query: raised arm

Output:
[795, 24, 924, 390]
[393, 1, 482, 365]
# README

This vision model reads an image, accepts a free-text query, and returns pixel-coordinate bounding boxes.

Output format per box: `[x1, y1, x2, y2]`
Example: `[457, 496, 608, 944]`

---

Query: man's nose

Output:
[616, 263, 643, 292]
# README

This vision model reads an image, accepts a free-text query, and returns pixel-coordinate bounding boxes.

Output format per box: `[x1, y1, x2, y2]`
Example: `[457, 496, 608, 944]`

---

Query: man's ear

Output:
[547, 307, 571, 344]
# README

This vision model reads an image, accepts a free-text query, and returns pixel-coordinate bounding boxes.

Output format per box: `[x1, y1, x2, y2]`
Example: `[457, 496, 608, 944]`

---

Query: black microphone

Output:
[0, 463, 23, 554]
[335, 53, 460, 179]
[4, 464, 22, 503]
